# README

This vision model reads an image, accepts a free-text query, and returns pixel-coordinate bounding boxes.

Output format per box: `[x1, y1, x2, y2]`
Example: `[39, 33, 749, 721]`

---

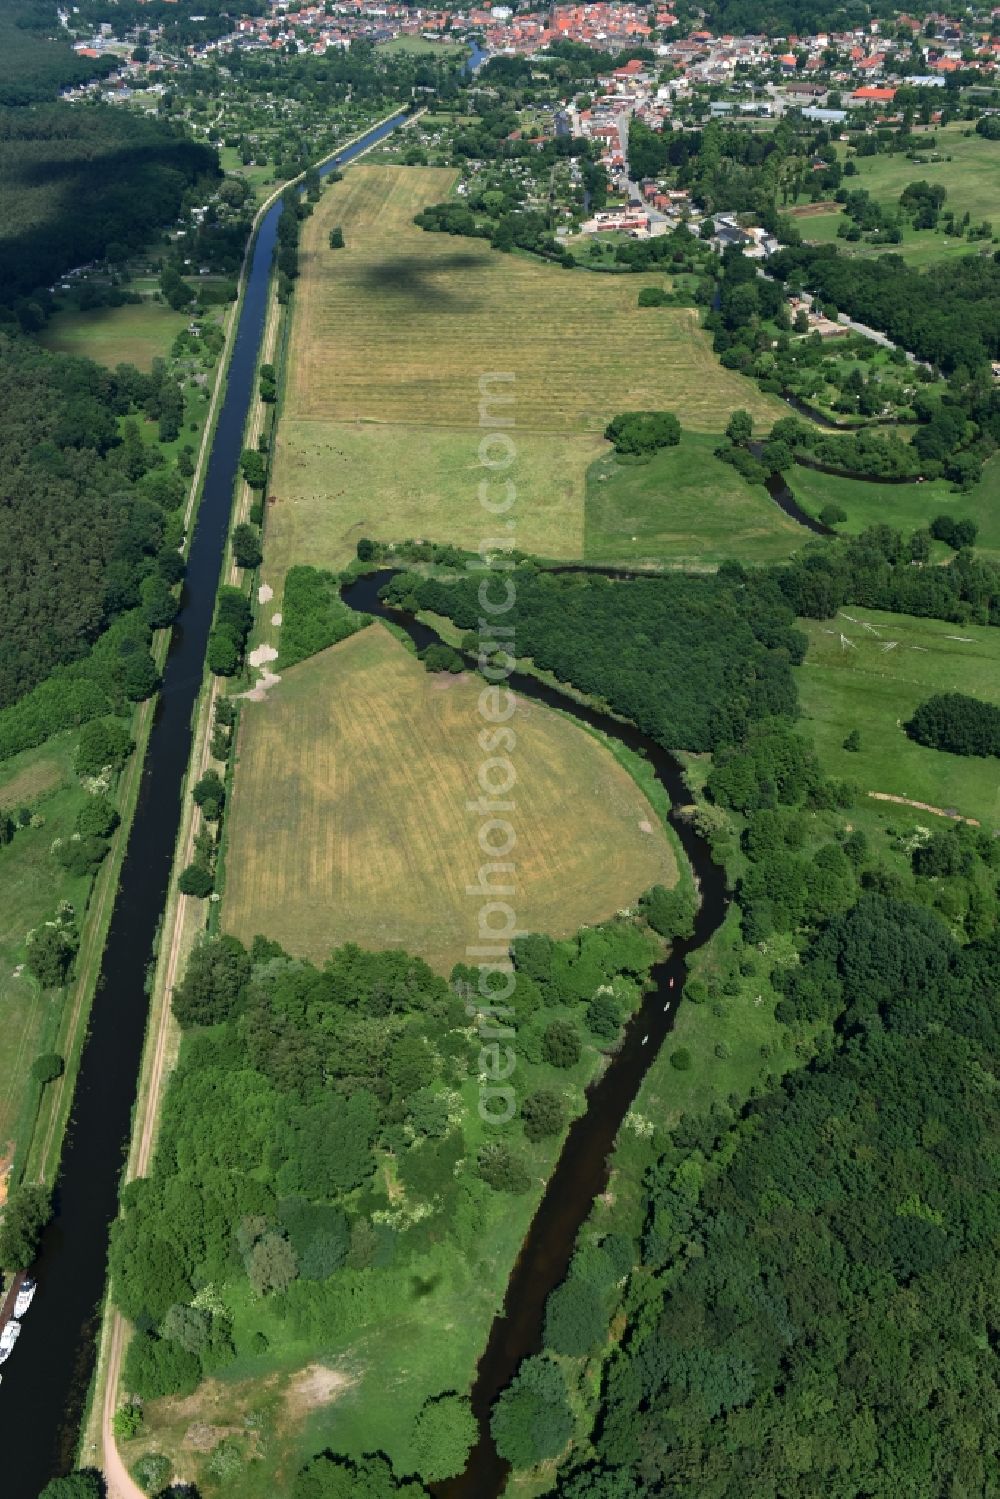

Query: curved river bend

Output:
[341, 573, 731, 1498]
[0, 112, 408, 1499]
[5, 83, 780, 1492]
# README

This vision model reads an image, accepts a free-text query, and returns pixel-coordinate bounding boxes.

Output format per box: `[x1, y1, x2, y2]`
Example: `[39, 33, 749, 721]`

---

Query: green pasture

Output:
[797, 609, 1000, 827]
[583, 432, 806, 569]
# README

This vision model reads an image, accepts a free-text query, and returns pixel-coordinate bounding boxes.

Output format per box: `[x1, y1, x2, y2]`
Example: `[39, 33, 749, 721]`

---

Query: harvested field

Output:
[267, 163, 785, 575]
[222, 623, 678, 973]
[267, 420, 594, 584]
[287, 165, 784, 432]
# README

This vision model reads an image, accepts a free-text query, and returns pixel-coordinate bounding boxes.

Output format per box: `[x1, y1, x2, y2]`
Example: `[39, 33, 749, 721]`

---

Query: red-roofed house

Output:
[852, 85, 897, 100]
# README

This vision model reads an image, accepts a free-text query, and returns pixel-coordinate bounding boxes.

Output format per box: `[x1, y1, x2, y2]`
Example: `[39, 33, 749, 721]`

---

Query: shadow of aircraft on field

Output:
[410, 1272, 443, 1300]
[358, 250, 488, 311]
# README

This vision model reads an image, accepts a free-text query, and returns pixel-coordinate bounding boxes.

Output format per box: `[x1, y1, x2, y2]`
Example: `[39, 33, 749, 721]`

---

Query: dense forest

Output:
[0, 105, 218, 306]
[0, 333, 189, 709]
[770, 244, 1000, 373]
[0, 1, 113, 105]
[552, 881, 1000, 1495]
[705, 0, 912, 39]
[74, 0, 267, 49]
[383, 568, 804, 753]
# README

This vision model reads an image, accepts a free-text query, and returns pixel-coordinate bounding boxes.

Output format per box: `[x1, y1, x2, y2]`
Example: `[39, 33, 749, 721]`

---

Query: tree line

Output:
[0, 104, 218, 309]
[552, 876, 999, 1495]
[383, 566, 804, 754]
[108, 911, 666, 1488]
[770, 242, 1000, 373]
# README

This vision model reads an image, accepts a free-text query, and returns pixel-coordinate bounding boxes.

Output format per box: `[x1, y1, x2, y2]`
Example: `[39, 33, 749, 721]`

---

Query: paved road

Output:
[790, 286, 933, 369]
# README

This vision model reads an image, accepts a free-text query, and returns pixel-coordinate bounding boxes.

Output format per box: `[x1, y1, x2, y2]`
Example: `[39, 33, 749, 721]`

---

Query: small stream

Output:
[341, 572, 731, 1498]
[764, 469, 834, 536]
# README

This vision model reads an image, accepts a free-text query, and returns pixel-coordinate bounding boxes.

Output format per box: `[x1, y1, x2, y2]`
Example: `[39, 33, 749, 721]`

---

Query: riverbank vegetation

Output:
[0, 7, 257, 1268]
[583, 430, 806, 569]
[550, 876, 999, 1495]
[408, 525, 996, 1495]
[109, 906, 674, 1492]
[0, 738, 97, 1167]
[385, 566, 803, 754]
[222, 622, 677, 974]
[0, 311, 205, 1201]
[786, 457, 1000, 558]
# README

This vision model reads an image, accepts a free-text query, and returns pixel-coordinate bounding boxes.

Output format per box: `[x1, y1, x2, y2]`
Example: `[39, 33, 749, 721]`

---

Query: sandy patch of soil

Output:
[258, 583, 274, 604]
[867, 791, 980, 826]
[271, 612, 282, 627]
[156, 1372, 280, 1426]
[242, 642, 283, 702]
[0, 1144, 14, 1206]
[248, 643, 279, 670]
[284, 1364, 355, 1419]
[789, 200, 840, 217]
[183, 1422, 238, 1452]
[638, 819, 653, 833]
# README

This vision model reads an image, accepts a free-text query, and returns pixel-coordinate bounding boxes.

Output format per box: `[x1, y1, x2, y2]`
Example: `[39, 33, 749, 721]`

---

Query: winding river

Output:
[5, 74, 811, 1493]
[1, 111, 409, 1499]
[341, 572, 731, 1498]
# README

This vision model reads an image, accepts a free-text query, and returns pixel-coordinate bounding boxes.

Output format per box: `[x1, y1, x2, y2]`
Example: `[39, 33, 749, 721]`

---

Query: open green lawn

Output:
[787, 457, 1000, 557]
[38, 301, 191, 371]
[376, 34, 464, 54]
[583, 432, 808, 569]
[217, 146, 282, 206]
[792, 209, 991, 268]
[797, 609, 1000, 827]
[791, 125, 1000, 266]
[0, 734, 90, 1157]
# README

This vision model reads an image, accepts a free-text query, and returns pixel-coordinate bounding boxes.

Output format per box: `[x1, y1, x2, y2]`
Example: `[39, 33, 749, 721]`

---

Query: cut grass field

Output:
[266, 420, 597, 584]
[790, 125, 1000, 267]
[797, 608, 1000, 827]
[376, 33, 465, 53]
[38, 301, 190, 371]
[286, 165, 785, 433]
[267, 163, 785, 574]
[788, 457, 1000, 558]
[223, 622, 678, 974]
[583, 431, 807, 568]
